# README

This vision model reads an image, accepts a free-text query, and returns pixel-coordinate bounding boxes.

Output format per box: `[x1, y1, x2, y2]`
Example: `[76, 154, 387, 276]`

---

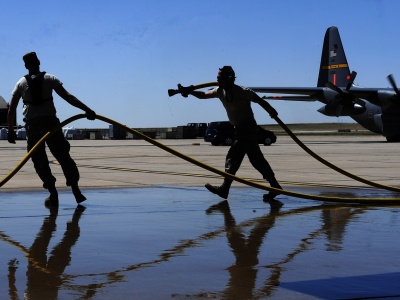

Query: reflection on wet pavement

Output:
[1, 186, 400, 299]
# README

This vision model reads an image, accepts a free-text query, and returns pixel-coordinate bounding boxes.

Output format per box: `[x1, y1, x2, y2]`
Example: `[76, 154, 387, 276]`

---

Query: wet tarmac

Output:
[1, 186, 400, 299]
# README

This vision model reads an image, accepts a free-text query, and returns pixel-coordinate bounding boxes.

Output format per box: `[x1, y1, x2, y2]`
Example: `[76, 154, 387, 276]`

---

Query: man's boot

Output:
[71, 183, 87, 204]
[263, 177, 282, 201]
[45, 184, 59, 207]
[205, 179, 232, 199]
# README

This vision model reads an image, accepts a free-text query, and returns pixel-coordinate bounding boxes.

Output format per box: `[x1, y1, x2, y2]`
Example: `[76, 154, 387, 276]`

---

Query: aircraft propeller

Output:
[325, 71, 358, 116]
[387, 74, 400, 98]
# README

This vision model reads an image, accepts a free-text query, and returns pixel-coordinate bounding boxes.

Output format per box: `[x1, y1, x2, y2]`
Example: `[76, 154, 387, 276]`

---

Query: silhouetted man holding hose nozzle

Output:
[178, 66, 282, 202]
[7, 52, 96, 207]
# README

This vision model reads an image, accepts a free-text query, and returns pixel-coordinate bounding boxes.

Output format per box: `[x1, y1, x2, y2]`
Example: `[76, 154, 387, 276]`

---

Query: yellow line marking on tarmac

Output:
[55, 162, 373, 191]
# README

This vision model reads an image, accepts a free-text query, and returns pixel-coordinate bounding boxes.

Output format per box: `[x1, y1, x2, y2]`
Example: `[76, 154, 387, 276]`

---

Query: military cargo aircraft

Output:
[251, 26, 400, 142]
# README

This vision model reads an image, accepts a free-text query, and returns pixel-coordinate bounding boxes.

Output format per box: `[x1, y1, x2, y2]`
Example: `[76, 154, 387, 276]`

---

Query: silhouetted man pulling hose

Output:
[8, 52, 96, 207]
[178, 66, 282, 202]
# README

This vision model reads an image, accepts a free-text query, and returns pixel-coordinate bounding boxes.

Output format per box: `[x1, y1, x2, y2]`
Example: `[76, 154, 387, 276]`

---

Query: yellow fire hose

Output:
[1, 111, 400, 204]
[274, 117, 400, 193]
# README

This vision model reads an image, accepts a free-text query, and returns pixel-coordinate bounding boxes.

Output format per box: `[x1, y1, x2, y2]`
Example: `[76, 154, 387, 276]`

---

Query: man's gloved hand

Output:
[86, 109, 96, 120]
[7, 130, 16, 144]
[178, 84, 194, 98]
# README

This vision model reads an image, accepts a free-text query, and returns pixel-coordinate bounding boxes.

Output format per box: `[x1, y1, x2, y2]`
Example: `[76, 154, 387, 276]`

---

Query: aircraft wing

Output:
[262, 95, 317, 102]
[250, 87, 325, 102]
[250, 86, 385, 106]
[250, 87, 323, 96]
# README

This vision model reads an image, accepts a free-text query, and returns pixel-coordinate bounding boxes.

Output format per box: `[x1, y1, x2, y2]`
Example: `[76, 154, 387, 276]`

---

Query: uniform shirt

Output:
[12, 72, 60, 121]
[211, 84, 256, 126]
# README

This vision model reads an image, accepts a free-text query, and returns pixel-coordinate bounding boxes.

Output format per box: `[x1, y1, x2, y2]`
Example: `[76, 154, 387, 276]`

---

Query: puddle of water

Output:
[1, 186, 400, 299]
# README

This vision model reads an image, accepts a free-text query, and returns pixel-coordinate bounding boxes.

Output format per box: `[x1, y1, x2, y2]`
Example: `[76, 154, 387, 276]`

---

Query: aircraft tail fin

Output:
[317, 26, 351, 87]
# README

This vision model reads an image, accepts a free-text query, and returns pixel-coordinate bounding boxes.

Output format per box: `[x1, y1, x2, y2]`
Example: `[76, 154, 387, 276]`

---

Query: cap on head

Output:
[218, 66, 235, 80]
[23, 52, 40, 69]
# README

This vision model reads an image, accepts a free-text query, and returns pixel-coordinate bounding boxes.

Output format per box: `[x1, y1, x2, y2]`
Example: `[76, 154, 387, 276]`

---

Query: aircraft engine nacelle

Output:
[322, 88, 342, 105]
[317, 104, 366, 116]
[377, 90, 399, 112]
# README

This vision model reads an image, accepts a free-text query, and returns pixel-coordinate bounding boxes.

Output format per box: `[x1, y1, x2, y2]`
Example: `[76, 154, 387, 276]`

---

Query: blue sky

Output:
[1, 0, 399, 128]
